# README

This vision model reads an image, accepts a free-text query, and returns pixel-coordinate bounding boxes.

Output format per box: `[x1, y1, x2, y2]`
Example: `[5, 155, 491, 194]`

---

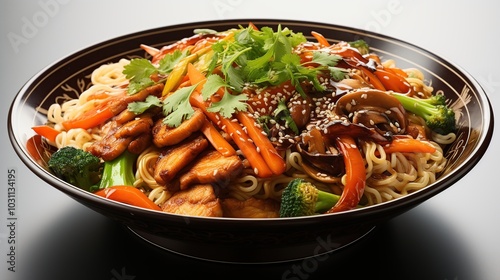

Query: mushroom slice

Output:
[334, 89, 407, 135]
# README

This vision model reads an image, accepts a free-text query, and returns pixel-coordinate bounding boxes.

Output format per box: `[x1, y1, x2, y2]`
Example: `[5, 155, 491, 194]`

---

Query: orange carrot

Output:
[187, 63, 208, 91]
[190, 92, 274, 178]
[383, 137, 437, 154]
[187, 63, 275, 177]
[94, 185, 161, 211]
[32, 125, 60, 142]
[311, 31, 330, 47]
[200, 117, 236, 157]
[236, 111, 286, 175]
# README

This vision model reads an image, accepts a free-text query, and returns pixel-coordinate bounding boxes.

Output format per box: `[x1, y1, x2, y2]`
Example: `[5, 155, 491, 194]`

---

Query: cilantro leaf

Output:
[123, 59, 158, 94]
[122, 50, 189, 95]
[311, 51, 341, 67]
[127, 95, 162, 114]
[157, 50, 188, 74]
[162, 84, 197, 127]
[123, 58, 157, 81]
[201, 74, 230, 100]
[207, 89, 248, 118]
[273, 99, 299, 134]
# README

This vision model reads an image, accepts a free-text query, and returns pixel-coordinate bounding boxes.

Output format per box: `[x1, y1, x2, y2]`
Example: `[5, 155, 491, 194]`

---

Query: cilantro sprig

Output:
[208, 25, 345, 97]
[123, 50, 188, 94]
[126, 25, 350, 128]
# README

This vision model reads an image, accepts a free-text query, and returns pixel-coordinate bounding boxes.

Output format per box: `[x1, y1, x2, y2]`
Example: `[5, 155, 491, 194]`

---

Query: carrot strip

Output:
[187, 62, 208, 91]
[383, 137, 437, 154]
[200, 117, 236, 157]
[236, 111, 286, 175]
[187, 63, 274, 177]
[94, 185, 161, 211]
[190, 92, 274, 178]
[311, 31, 330, 47]
[328, 136, 366, 213]
[32, 125, 60, 142]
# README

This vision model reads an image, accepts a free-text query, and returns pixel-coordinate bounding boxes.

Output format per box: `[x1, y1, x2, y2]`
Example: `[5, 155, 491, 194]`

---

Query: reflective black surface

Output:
[19, 203, 480, 280]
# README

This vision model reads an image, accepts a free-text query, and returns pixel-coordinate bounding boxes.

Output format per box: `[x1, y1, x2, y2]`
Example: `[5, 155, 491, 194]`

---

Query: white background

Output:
[1, 0, 499, 279]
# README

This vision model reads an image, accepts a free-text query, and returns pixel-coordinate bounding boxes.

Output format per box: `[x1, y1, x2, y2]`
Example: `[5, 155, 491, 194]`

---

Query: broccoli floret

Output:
[48, 146, 102, 191]
[349, 39, 370, 55]
[95, 150, 138, 191]
[392, 92, 456, 134]
[279, 178, 341, 217]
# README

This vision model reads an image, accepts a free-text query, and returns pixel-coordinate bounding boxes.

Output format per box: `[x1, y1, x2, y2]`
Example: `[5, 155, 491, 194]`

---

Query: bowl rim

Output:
[7, 18, 495, 225]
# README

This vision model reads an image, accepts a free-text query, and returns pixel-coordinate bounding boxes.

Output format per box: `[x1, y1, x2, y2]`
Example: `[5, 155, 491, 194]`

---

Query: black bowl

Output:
[8, 19, 494, 263]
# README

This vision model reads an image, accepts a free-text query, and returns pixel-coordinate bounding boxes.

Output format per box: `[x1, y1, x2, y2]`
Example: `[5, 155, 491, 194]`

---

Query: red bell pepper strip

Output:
[61, 100, 116, 131]
[327, 136, 366, 213]
[374, 68, 411, 93]
[32, 125, 60, 142]
[94, 185, 161, 211]
[383, 137, 437, 154]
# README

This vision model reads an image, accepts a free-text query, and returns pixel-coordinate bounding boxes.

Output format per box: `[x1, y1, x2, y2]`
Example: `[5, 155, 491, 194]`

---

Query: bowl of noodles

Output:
[8, 19, 493, 263]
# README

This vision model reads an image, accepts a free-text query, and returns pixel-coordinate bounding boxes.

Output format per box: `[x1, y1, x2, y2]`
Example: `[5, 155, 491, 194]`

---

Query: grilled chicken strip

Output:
[152, 108, 205, 147]
[221, 197, 280, 218]
[179, 150, 243, 190]
[88, 114, 153, 161]
[162, 184, 223, 217]
[153, 135, 208, 186]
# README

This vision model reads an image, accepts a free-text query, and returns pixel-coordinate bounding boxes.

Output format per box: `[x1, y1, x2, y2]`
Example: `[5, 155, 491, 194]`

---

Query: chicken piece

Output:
[88, 114, 153, 161]
[221, 197, 280, 218]
[162, 184, 223, 217]
[153, 135, 208, 185]
[107, 83, 163, 116]
[179, 150, 243, 190]
[152, 108, 205, 147]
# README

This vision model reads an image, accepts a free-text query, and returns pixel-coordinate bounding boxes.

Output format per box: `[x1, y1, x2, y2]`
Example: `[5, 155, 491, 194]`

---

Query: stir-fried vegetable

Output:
[47, 146, 102, 191]
[392, 92, 456, 134]
[327, 136, 366, 213]
[94, 185, 161, 211]
[280, 178, 341, 217]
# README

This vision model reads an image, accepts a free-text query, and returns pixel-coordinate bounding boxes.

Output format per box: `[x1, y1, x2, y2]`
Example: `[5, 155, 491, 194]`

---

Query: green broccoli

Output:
[279, 178, 341, 217]
[94, 150, 138, 191]
[392, 92, 456, 134]
[47, 146, 102, 191]
[349, 39, 370, 55]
